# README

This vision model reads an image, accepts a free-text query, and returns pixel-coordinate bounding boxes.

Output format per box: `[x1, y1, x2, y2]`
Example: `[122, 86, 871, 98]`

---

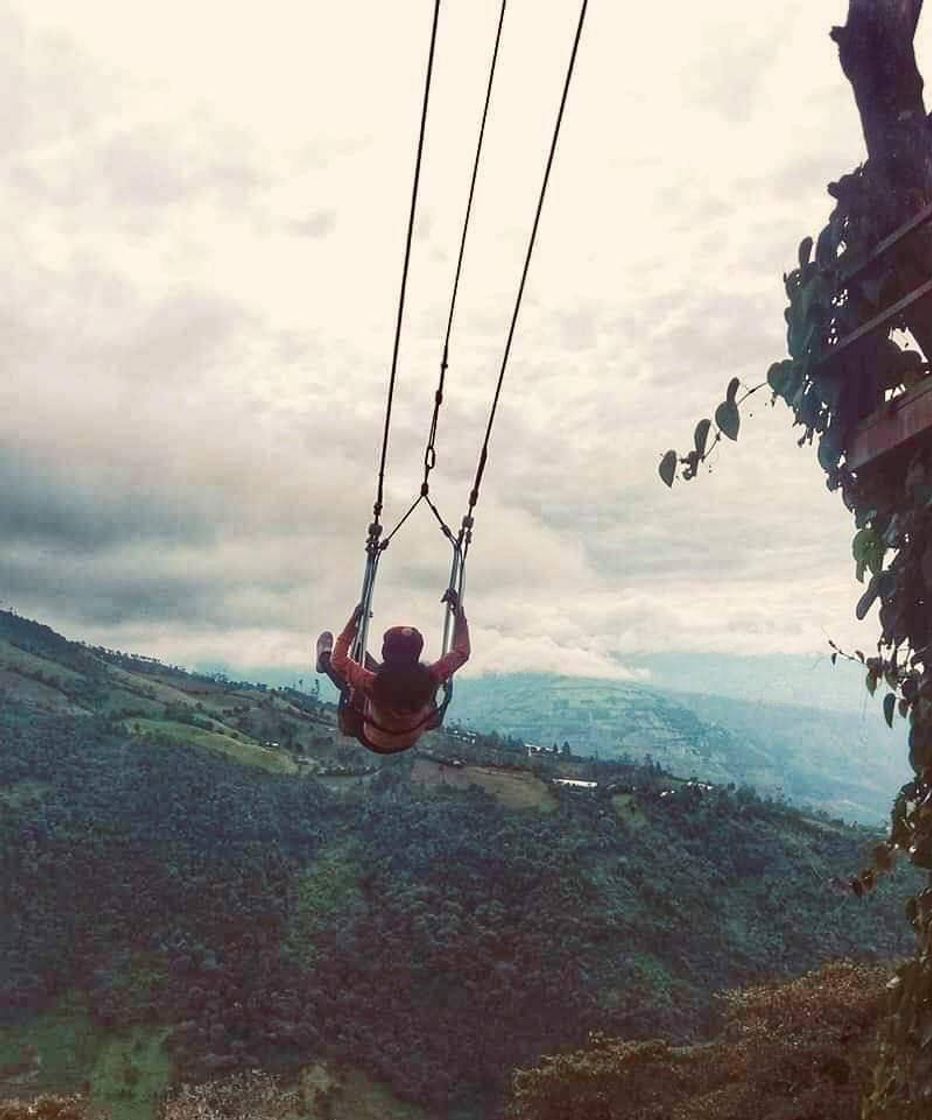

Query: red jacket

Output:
[331, 608, 471, 752]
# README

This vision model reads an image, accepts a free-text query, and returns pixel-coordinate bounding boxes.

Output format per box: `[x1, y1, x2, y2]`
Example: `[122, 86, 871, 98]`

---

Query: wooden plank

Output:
[840, 198, 932, 284]
[818, 276, 932, 367]
[846, 377, 932, 470]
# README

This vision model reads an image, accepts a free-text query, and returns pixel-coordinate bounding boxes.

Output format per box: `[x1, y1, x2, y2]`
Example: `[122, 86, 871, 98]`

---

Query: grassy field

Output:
[0, 668, 86, 715]
[0, 1000, 172, 1120]
[125, 719, 298, 774]
[0, 998, 103, 1099]
[91, 1027, 172, 1120]
[0, 780, 50, 809]
[0, 1005, 426, 1120]
[611, 792, 648, 829]
[0, 609, 347, 776]
[470, 766, 555, 811]
[411, 758, 556, 812]
[0, 639, 86, 688]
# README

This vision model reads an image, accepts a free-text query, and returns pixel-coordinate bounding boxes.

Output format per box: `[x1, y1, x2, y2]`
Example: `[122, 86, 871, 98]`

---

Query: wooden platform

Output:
[846, 377, 932, 470]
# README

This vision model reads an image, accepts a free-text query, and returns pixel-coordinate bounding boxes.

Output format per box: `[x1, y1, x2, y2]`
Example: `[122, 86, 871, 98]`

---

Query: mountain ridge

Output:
[449, 671, 909, 824]
[0, 607, 909, 824]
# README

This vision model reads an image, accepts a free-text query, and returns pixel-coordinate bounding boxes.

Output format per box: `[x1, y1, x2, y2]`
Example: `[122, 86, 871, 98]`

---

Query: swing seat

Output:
[337, 679, 453, 755]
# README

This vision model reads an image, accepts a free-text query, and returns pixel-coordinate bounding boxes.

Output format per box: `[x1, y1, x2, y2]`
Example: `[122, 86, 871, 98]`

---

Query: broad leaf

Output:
[852, 528, 872, 563]
[726, 376, 740, 405]
[715, 399, 740, 441]
[815, 222, 838, 269]
[659, 450, 677, 488]
[856, 578, 879, 620]
[817, 428, 842, 473]
[766, 361, 789, 396]
[884, 691, 896, 729]
[693, 419, 712, 458]
[798, 236, 813, 269]
[787, 313, 817, 359]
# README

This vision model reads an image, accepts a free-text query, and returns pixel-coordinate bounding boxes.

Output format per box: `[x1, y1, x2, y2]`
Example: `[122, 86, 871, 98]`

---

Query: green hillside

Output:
[0, 608, 359, 779]
[450, 673, 909, 824]
[0, 612, 919, 1118]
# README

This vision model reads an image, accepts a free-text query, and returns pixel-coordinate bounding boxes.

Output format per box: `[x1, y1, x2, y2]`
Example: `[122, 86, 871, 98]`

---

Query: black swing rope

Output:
[379, 0, 508, 556]
[438, 0, 590, 588]
[356, 0, 589, 675]
[354, 0, 442, 662]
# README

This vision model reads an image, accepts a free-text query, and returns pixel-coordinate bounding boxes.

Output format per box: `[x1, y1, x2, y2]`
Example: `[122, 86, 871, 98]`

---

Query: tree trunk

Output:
[831, 0, 932, 356]
[831, 0, 926, 175]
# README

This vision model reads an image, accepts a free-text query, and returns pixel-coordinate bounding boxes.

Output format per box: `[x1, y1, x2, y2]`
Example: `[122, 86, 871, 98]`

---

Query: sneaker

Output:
[315, 631, 333, 673]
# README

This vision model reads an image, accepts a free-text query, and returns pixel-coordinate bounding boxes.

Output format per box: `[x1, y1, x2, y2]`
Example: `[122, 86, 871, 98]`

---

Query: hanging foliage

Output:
[661, 166, 932, 1117]
[658, 6, 932, 1107]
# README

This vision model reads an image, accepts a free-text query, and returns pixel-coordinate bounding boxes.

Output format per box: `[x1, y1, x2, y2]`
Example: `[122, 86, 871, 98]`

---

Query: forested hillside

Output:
[0, 611, 918, 1118]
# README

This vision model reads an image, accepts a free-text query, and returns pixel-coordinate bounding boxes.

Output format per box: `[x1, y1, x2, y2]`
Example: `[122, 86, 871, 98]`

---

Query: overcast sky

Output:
[3, 0, 926, 683]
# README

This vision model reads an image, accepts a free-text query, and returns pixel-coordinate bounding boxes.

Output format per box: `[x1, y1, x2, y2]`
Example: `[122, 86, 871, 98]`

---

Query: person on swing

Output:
[315, 588, 470, 755]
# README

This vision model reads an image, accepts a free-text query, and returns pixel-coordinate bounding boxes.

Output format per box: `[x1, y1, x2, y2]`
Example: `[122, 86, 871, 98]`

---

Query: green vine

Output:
[661, 163, 932, 1113]
[661, 171, 932, 874]
[658, 379, 766, 484]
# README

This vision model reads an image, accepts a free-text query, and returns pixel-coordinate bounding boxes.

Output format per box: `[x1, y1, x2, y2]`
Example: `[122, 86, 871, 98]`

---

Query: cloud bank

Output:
[1, 0, 905, 682]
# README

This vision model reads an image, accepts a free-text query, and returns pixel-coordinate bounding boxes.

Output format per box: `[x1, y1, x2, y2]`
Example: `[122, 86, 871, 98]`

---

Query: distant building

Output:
[553, 778, 598, 790]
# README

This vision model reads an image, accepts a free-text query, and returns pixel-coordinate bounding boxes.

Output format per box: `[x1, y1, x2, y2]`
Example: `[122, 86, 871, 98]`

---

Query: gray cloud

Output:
[0, 0, 891, 681]
[290, 210, 337, 238]
[686, 8, 794, 124]
[0, 3, 116, 154]
[98, 129, 191, 207]
[112, 292, 253, 385]
[0, 448, 215, 552]
[10, 121, 267, 217]
[0, 549, 219, 628]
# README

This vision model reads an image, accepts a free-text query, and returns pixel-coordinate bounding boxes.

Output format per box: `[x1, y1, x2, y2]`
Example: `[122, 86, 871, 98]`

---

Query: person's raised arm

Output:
[430, 590, 470, 683]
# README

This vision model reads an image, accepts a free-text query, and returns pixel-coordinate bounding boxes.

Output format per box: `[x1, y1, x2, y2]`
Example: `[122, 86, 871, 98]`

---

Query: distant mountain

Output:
[626, 651, 876, 714]
[666, 689, 907, 825]
[246, 649, 878, 716]
[449, 673, 910, 825]
[0, 609, 903, 827]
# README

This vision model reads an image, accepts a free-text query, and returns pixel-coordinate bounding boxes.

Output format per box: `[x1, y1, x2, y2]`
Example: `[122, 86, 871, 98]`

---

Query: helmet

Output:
[381, 625, 424, 665]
